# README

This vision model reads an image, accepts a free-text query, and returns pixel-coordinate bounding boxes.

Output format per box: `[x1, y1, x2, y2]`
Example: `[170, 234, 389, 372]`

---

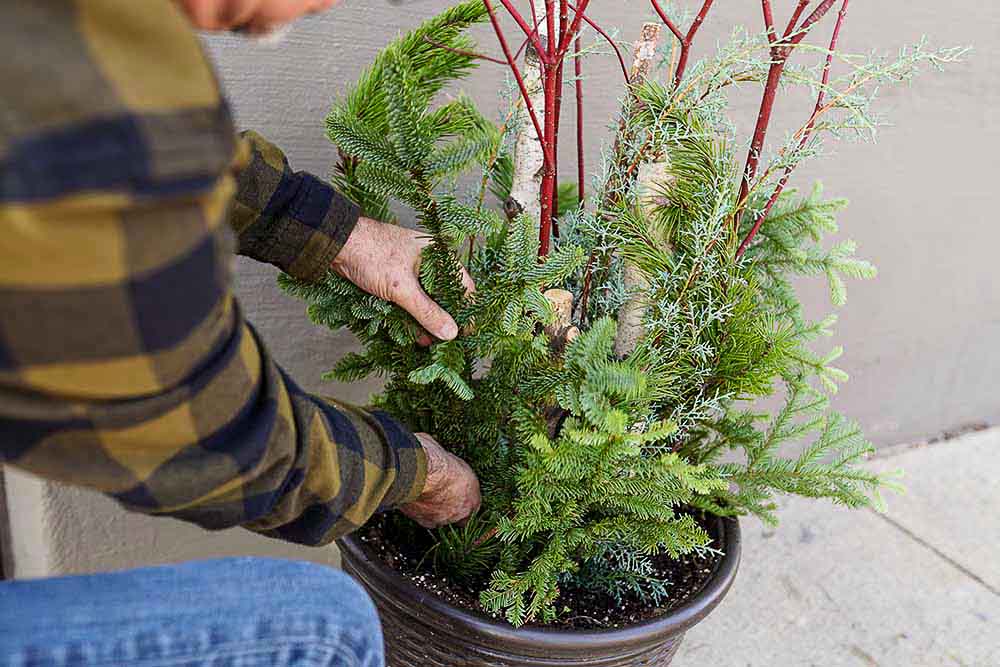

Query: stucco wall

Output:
[7, 1, 997, 577]
[202, 0, 1000, 446]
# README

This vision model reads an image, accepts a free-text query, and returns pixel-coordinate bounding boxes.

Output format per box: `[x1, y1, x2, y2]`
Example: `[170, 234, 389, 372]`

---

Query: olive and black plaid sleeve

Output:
[0, 0, 426, 545]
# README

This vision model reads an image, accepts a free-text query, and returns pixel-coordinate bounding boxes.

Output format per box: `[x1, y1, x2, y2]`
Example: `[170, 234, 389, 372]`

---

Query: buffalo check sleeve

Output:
[0, 0, 426, 546]
[230, 130, 361, 284]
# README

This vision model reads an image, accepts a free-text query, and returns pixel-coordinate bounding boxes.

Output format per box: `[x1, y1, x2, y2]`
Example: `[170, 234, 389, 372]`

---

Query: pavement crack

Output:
[869, 510, 999, 598]
[847, 644, 880, 666]
[869, 423, 992, 461]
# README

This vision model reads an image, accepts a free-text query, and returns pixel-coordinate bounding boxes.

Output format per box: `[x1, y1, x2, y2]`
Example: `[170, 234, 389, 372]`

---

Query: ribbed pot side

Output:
[339, 516, 740, 667]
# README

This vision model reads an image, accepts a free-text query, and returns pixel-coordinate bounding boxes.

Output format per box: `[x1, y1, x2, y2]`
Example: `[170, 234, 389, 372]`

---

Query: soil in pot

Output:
[356, 512, 724, 631]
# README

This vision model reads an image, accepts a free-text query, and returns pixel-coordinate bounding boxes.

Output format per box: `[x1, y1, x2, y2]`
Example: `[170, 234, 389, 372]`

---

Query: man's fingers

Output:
[396, 287, 459, 341]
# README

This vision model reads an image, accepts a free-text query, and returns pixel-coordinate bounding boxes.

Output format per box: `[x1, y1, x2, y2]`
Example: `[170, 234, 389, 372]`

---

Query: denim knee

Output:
[0, 556, 385, 667]
[186, 557, 385, 666]
[190, 557, 380, 625]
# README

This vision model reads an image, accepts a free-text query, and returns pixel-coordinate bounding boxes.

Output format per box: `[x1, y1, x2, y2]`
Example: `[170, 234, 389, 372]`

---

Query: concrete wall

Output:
[6, 1, 997, 577]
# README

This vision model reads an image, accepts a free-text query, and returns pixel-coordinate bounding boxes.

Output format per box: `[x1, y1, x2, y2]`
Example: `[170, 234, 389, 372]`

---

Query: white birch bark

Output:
[614, 160, 673, 357]
[613, 23, 667, 359]
[508, 28, 547, 232]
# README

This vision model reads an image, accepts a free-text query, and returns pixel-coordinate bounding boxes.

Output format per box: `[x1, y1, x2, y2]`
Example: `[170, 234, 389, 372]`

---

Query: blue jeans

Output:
[0, 557, 384, 667]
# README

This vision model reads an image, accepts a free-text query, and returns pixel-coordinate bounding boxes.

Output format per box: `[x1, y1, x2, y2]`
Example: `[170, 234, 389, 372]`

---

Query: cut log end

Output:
[544, 288, 579, 355]
[543, 288, 574, 334]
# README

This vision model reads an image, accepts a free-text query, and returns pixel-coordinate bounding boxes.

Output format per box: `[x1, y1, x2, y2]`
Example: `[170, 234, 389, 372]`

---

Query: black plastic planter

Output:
[339, 515, 740, 666]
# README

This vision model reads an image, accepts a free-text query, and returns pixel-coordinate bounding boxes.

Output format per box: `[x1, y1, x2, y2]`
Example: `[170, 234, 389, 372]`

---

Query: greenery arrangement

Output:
[281, 0, 962, 627]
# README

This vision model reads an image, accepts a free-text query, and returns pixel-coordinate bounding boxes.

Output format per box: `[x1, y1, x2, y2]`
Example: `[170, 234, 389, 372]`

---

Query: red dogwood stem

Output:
[736, 0, 848, 259]
[762, 0, 777, 39]
[784, 0, 812, 39]
[546, 0, 556, 52]
[483, 0, 553, 174]
[539, 53, 559, 255]
[566, 2, 630, 84]
[485, 0, 596, 256]
[650, 0, 715, 86]
[575, 35, 585, 206]
[550, 0, 570, 232]
[423, 35, 507, 66]
[496, 0, 550, 65]
[735, 0, 840, 231]
[675, 0, 715, 84]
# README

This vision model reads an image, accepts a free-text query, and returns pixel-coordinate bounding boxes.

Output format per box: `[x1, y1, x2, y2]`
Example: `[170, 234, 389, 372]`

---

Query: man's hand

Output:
[401, 434, 481, 529]
[176, 0, 339, 33]
[333, 217, 475, 344]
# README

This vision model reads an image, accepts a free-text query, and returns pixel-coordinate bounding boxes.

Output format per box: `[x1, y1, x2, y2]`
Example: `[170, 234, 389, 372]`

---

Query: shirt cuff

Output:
[369, 410, 428, 510]
[231, 131, 361, 283]
[249, 172, 360, 283]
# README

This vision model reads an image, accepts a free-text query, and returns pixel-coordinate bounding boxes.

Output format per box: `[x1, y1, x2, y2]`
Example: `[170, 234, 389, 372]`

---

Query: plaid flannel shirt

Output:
[0, 0, 426, 546]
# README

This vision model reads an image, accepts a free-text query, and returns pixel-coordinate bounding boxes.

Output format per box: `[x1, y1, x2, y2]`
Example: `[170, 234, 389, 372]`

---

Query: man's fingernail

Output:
[440, 321, 459, 340]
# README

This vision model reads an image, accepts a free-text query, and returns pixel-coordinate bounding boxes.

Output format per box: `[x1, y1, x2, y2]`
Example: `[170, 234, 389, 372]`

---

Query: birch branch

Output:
[612, 23, 665, 358]
[508, 26, 547, 232]
[577, 22, 663, 325]
[614, 160, 672, 358]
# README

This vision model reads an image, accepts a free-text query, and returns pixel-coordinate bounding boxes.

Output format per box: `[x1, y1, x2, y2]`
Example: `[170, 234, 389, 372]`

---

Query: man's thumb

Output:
[397, 289, 459, 341]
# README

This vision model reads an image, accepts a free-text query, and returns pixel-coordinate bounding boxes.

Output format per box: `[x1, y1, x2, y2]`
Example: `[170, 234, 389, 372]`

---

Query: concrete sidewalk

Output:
[676, 428, 999, 667]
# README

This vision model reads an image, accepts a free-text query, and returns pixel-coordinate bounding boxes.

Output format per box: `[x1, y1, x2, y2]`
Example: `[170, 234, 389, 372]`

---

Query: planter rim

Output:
[338, 514, 740, 654]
